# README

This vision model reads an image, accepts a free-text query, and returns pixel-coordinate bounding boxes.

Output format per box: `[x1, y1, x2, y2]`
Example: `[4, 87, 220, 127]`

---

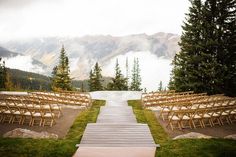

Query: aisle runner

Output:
[73, 91, 157, 157]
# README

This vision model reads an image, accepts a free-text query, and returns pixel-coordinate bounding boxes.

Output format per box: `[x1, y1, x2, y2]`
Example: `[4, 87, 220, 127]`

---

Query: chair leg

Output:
[43, 119, 46, 126]
[170, 123, 174, 131]
[178, 121, 182, 130]
[50, 119, 54, 127]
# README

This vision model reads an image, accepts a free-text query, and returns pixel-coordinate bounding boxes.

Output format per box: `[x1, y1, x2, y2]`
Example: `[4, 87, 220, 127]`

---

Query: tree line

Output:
[169, 0, 236, 96]
[0, 45, 143, 92]
[88, 58, 142, 91]
[50, 45, 143, 92]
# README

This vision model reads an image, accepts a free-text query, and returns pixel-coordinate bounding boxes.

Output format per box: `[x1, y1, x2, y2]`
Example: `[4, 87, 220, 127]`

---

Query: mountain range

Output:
[0, 32, 180, 91]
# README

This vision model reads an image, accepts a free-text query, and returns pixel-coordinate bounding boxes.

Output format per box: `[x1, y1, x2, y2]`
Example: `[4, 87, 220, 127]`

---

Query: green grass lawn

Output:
[128, 100, 236, 157]
[0, 100, 105, 157]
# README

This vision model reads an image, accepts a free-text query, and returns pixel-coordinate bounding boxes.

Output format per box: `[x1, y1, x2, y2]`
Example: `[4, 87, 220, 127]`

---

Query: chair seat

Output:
[212, 113, 220, 117]
[199, 105, 206, 109]
[181, 107, 188, 110]
[172, 107, 178, 111]
[52, 106, 60, 110]
[14, 111, 21, 115]
[44, 113, 55, 118]
[231, 111, 236, 114]
[191, 105, 198, 109]
[182, 115, 190, 120]
[42, 105, 50, 109]
[193, 115, 201, 119]
[163, 108, 170, 111]
[4, 110, 11, 114]
[35, 105, 41, 109]
[170, 115, 180, 120]
[33, 112, 41, 117]
[203, 114, 211, 118]
[23, 112, 31, 116]
[222, 112, 229, 116]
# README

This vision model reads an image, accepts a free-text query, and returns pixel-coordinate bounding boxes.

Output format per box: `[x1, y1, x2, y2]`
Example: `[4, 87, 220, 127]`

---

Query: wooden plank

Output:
[75, 92, 157, 156]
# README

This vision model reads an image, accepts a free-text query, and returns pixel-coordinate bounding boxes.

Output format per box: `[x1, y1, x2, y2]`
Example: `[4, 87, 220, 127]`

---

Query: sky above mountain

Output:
[0, 0, 190, 41]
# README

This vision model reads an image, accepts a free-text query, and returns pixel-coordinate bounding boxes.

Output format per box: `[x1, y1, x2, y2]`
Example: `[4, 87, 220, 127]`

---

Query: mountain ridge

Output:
[0, 33, 180, 90]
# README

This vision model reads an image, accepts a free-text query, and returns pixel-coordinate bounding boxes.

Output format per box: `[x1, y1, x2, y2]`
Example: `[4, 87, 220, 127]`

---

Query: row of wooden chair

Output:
[142, 91, 193, 99]
[143, 94, 208, 107]
[142, 91, 236, 130]
[30, 92, 92, 109]
[142, 91, 228, 108]
[0, 91, 92, 127]
[166, 101, 236, 130]
[158, 98, 235, 120]
[0, 96, 57, 127]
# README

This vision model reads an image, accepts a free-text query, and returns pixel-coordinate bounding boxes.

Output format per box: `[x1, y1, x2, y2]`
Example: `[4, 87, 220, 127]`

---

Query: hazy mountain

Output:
[0, 32, 180, 91]
[0, 46, 47, 73]
[0, 46, 19, 57]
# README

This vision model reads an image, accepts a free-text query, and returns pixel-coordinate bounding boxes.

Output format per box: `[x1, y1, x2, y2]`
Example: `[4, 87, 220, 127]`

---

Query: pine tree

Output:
[4, 70, 13, 90]
[199, 0, 236, 95]
[171, 0, 205, 92]
[125, 57, 129, 87]
[210, 0, 236, 96]
[158, 81, 163, 92]
[170, 0, 236, 96]
[51, 66, 58, 91]
[130, 58, 142, 91]
[81, 82, 85, 92]
[88, 62, 104, 91]
[51, 45, 72, 91]
[0, 58, 7, 90]
[92, 62, 103, 91]
[107, 59, 128, 90]
[88, 69, 95, 91]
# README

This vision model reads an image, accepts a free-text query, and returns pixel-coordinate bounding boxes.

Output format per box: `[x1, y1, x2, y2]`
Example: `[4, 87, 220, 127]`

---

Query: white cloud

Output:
[3, 55, 44, 74]
[0, 0, 190, 40]
[102, 51, 172, 91]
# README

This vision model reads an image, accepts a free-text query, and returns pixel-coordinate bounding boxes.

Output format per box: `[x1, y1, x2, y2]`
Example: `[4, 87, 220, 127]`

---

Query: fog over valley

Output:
[0, 33, 180, 91]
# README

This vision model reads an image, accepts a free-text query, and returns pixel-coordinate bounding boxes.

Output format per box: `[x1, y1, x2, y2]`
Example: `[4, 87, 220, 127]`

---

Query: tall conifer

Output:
[51, 45, 72, 91]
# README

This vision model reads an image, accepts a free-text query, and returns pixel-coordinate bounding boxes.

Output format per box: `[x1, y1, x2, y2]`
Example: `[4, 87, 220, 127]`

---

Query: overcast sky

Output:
[0, 0, 190, 40]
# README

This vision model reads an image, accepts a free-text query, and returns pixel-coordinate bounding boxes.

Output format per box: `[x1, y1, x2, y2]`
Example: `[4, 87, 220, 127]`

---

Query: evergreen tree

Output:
[0, 58, 7, 90]
[171, 0, 205, 92]
[125, 57, 129, 87]
[170, 0, 236, 96]
[88, 69, 95, 91]
[51, 66, 58, 91]
[158, 81, 163, 92]
[51, 45, 72, 91]
[94, 62, 103, 91]
[88, 62, 103, 91]
[107, 59, 128, 90]
[4, 71, 13, 90]
[130, 58, 142, 91]
[210, 0, 236, 96]
[80, 82, 85, 92]
[88, 62, 104, 91]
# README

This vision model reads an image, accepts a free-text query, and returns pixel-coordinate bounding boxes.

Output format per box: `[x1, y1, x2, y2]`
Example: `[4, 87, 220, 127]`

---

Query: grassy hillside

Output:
[6, 68, 112, 91]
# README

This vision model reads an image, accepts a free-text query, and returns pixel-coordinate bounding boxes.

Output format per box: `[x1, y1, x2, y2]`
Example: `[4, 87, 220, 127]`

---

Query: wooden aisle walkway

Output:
[73, 91, 157, 157]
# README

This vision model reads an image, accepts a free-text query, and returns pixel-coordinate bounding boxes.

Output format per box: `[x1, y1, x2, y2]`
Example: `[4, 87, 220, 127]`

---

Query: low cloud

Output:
[102, 51, 172, 91]
[3, 55, 45, 74]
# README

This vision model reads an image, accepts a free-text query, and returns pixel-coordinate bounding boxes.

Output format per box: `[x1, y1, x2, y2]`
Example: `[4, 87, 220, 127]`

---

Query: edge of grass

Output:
[0, 99, 105, 157]
[128, 100, 169, 144]
[128, 100, 236, 157]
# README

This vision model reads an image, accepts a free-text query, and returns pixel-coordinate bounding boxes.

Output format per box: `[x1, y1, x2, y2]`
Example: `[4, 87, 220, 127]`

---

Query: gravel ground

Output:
[154, 111, 236, 138]
[0, 108, 81, 138]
